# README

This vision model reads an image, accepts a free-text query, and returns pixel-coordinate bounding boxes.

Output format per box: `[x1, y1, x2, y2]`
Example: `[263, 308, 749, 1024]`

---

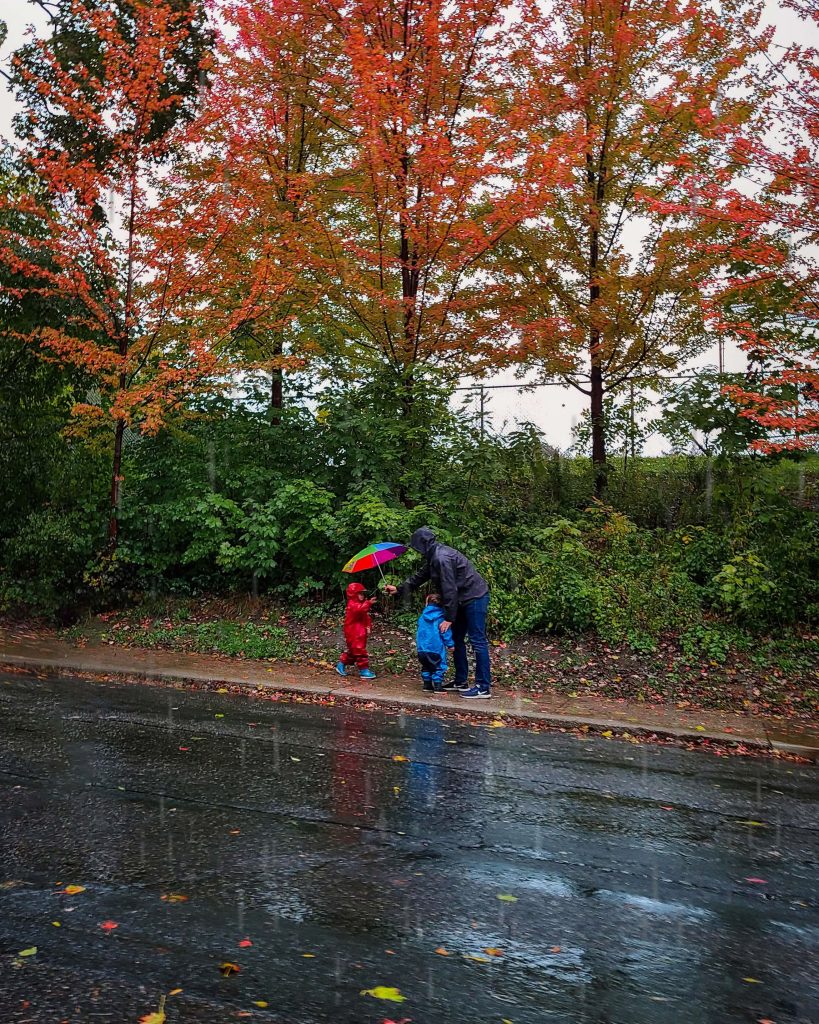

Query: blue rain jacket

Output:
[416, 603, 454, 657]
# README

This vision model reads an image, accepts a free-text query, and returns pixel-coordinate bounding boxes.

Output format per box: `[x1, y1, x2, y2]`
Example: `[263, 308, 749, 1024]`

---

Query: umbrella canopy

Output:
[342, 541, 407, 574]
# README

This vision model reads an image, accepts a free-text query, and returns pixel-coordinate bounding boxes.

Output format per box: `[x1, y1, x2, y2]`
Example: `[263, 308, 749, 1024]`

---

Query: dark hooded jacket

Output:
[397, 527, 488, 622]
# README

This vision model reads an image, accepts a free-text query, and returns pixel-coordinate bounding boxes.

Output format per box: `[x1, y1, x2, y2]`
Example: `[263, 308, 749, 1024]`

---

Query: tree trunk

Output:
[108, 169, 137, 552]
[270, 339, 283, 424]
[108, 416, 126, 549]
[589, 350, 607, 497]
[270, 367, 283, 425]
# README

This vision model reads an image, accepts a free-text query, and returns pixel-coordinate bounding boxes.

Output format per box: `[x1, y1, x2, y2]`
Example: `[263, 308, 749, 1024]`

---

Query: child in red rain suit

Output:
[336, 581, 377, 680]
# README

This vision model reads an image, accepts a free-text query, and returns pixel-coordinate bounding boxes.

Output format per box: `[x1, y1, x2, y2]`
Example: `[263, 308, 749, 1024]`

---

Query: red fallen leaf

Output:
[746, 877, 768, 884]
[239, 938, 253, 948]
[99, 920, 119, 931]
[550, 946, 562, 953]
[178, 747, 190, 752]
[660, 806, 674, 811]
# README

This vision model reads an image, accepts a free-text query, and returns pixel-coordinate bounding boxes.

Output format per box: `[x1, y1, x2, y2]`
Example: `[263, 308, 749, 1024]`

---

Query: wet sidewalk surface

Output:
[0, 629, 818, 756]
[1, 671, 818, 1023]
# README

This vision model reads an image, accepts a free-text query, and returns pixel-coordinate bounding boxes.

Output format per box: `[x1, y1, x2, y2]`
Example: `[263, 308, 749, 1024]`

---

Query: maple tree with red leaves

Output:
[711, 0, 819, 452]
[495, 0, 770, 491]
[162, 0, 574, 480]
[0, 0, 216, 548]
[148, 0, 334, 424]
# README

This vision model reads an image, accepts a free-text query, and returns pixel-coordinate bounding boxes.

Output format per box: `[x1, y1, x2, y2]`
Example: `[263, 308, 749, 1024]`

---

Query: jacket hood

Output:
[346, 581, 366, 598]
[420, 602, 443, 621]
[409, 526, 437, 557]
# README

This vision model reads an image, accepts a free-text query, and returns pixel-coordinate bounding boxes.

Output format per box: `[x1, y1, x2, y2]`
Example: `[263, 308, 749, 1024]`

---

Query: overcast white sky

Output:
[2, 0, 816, 452]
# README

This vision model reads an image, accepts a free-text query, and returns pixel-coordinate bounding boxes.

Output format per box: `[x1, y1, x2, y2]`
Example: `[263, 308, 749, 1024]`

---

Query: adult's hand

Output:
[440, 620, 452, 634]
[384, 584, 398, 595]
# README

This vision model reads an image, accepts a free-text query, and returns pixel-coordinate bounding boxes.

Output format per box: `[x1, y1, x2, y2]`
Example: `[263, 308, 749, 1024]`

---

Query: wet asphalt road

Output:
[0, 673, 817, 1024]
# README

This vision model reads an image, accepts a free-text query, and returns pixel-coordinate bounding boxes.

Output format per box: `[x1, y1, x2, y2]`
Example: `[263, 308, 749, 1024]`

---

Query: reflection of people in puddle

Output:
[331, 714, 370, 832]
[408, 718, 445, 810]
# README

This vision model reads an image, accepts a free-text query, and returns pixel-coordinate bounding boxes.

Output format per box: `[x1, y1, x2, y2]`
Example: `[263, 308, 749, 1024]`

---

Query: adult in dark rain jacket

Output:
[386, 527, 492, 698]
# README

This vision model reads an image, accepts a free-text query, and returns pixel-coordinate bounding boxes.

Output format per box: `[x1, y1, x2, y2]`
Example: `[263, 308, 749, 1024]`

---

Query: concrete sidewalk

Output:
[1, 629, 817, 757]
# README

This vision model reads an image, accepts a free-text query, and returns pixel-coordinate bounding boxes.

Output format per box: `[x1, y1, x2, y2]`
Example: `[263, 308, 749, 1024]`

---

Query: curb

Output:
[0, 651, 779, 754]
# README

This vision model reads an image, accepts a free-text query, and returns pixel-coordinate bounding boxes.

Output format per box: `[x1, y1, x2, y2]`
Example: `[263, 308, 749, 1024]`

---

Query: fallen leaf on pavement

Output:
[392, 755, 409, 762]
[601, 730, 613, 738]
[497, 894, 518, 902]
[253, 1001, 269, 1008]
[138, 996, 166, 1024]
[161, 894, 188, 903]
[51, 921, 60, 927]
[484, 948, 503, 956]
[62, 885, 86, 895]
[434, 947, 450, 956]
[239, 938, 253, 948]
[360, 986, 406, 1002]
[214, 713, 224, 719]
[489, 720, 506, 728]
[743, 977, 762, 983]
[550, 945, 562, 953]
[738, 821, 767, 827]
[220, 962, 241, 976]
[464, 954, 490, 963]
[745, 878, 768, 884]
[169, 989, 183, 996]
[100, 920, 119, 931]
[18, 947, 37, 957]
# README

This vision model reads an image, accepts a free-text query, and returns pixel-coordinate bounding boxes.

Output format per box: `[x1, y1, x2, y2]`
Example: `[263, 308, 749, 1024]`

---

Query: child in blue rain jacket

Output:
[416, 593, 455, 692]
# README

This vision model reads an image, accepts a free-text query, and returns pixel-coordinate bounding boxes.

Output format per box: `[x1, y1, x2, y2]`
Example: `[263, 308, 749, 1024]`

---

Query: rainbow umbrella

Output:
[342, 541, 407, 580]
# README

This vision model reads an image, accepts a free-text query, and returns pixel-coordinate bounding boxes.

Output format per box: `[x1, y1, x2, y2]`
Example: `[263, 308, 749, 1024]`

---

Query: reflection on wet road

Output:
[0, 673, 817, 1023]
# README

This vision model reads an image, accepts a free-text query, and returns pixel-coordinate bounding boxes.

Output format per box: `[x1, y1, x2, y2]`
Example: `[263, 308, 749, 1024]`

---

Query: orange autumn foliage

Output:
[0, 0, 218, 544]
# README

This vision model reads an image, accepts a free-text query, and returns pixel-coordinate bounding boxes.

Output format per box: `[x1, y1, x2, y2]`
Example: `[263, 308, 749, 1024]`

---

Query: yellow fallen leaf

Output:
[18, 947, 37, 957]
[217, 688, 228, 693]
[63, 884, 86, 895]
[497, 894, 518, 902]
[169, 988, 183, 996]
[743, 977, 762, 984]
[253, 1001, 269, 1008]
[489, 720, 507, 728]
[360, 986, 406, 1002]
[215, 713, 224, 718]
[695, 725, 706, 732]
[290, 756, 301, 762]
[302, 953, 315, 958]
[138, 996, 166, 1024]
[51, 921, 61, 927]
[464, 954, 490, 963]
[161, 893, 188, 903]
[601, 730, 613, 738]
[738, 821, 767, 827]
[393, 786, 400, 795]
[445, 740, 457, 744]
[392, 755, 409, 762]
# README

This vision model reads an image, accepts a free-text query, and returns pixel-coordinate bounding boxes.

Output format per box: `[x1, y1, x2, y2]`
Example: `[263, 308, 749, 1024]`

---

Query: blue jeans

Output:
[453, 591, 491, 691]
